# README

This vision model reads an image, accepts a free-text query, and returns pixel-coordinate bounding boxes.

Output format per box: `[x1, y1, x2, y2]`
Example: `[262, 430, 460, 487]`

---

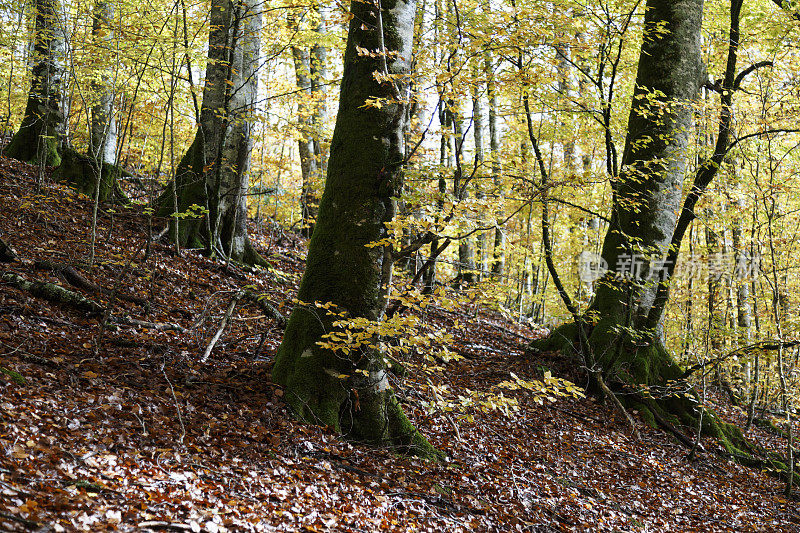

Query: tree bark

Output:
[273, 0, 438, 458]
[4, 0, 67, 166]
[531, 0, 728, 433]
[706, 208, 724, 354]
[485, 51, 504, 279]
[731, 197, 752, 343]
[90, 0, 117, 165]
[471, 62, 487, 281]
[291, 43, 319, 234]
[290, 6, 327, 236]
[157, 0, 265, 266]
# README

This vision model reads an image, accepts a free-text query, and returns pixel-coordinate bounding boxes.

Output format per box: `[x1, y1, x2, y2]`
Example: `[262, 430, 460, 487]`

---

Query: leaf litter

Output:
[1, 158, 798, 532]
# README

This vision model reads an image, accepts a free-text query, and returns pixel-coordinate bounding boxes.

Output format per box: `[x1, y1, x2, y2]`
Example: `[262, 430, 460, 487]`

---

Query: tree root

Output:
[241, 290, 286, 327]
[529, 321, 800, 487]
[2, 271, 104, 315]
[33, 260, 148, 308]
[0, 237, 17, 263]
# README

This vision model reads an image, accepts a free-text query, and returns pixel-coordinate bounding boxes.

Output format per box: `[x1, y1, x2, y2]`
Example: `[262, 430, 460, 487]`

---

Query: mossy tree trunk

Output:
[4, 0, 67, 167]
[52, 147, 128, 203]
[273, 0, 438, 459]
[51, 1, 121, 202]
[157, 0, 265, 266]
[535, 0, 709, 421]
[531, 2, 786, 466]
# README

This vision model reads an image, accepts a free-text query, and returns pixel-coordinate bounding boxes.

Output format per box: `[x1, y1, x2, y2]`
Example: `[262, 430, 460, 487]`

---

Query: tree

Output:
[273, 0, 438, 458]
[531, 0, 752, 446]
[4, 0, 67, 167]
[290, 4, 328, 237]
[90, 0, 117, 166]
[157, 0, 265, 266]
[50, 0, 127, 205]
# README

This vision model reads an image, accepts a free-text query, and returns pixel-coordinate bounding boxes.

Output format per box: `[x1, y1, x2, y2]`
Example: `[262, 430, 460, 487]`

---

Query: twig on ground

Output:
[114, 316, 185, 333]
[161, 355, 186, 444]
[0, 511, 41, 530]
[242, 290, 286, 327]
[201, 291, 242, 362]
[34, 260, 148, 307]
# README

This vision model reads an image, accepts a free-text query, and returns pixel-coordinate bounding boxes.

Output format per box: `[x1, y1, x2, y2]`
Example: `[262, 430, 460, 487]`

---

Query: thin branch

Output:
[201, 291, 242, 363]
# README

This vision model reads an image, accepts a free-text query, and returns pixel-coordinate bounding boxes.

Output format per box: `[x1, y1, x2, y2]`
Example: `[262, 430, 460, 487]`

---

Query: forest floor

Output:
[1, 156, 799, 532]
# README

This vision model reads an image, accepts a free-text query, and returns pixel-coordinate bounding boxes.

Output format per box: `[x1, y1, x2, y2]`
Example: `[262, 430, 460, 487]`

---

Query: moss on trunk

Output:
[155, 135, 211, 250]
[530, 319, 797, 482]
[155, 135, 267, 267]
[275, 306, 440, 459]
[5, 105, 61, 167]
[5, 0, 67, 168]
[273, 0, 439, 460]
[154, 0, 265, 268]
[52, 147, 128, 203]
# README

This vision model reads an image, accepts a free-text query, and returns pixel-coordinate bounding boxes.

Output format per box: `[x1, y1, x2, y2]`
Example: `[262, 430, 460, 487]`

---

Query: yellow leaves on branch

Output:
[423, 370, 585, 423]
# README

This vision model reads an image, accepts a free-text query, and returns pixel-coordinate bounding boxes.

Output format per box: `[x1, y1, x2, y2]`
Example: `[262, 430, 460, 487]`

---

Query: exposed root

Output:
[529, 320, 799, 486]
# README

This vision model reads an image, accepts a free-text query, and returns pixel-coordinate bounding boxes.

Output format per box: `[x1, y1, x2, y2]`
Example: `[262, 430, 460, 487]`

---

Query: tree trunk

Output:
[290, 5, 327, 237]
[273, 0, 438, 458]
[90, 0, 117, 165]
[157, 0, 264, 266]
[52, 0, 122, 202]
[311, 3, 328, 179]
[5, 0, 67, 166]
[531, 0, 744, 441]
[291, 43, 319, 235]
[732, 197, 752, 343]
[472, 63, 487, 281]
[452, 105, 476, 284]
[706, 208, 724, 354]
[486, 51, 504, 279]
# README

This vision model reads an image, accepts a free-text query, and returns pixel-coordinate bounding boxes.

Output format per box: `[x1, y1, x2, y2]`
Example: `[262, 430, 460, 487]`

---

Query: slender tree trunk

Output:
[555, 41, 574, 170]
[291, 42, 319, 235]
[472, 63, 487, 281]
[5, 0, 67, 167]
[453, 105, 476, 284]
[706, 209, 724, 354]
[423, 0, 448, 292]
[311, 2, 328, 178]
[486, 50, 504, 278]
[273, 0, 437, 457]
[157, 0, 265, 266]
[731, 200, 752, 345]
[290, 7, 327, 237]
[682, 224, 695, 358]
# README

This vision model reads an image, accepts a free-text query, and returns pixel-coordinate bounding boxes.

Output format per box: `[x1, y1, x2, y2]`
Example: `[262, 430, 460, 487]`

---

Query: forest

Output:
[2, 0, 800, 530]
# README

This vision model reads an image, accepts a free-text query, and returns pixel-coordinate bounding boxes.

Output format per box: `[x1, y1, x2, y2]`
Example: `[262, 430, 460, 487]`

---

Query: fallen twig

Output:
[161, 355, 186, 443]
[242, 290, 286, 327]
[34, 259, 148, 307]
[138, 521, 193, 531]
[201, 291, 242, 362]
[0, 511, 41, 530]
[114, 316, 186, 333]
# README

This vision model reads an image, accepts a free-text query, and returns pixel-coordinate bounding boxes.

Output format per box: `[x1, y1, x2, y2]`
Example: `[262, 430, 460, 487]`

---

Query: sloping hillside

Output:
[1, 159, 798, 532]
